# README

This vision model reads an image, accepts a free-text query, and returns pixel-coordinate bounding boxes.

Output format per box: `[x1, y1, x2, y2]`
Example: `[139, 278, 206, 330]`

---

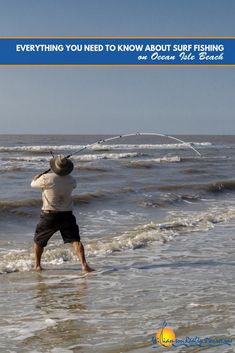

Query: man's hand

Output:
[33, 174, 41, 181]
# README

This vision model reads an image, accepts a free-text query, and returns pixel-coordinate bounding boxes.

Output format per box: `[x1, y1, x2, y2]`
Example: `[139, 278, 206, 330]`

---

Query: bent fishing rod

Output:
[36, 132, 202, 178]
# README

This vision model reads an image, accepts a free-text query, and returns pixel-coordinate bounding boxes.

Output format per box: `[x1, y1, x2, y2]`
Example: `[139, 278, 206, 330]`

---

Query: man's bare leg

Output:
[72, 241, 94, 272]
[34, 243, 44, 271]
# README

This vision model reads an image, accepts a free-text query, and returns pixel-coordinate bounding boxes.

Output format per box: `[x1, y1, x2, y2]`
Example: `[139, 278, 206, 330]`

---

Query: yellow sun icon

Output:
[156, 326, 176, 347]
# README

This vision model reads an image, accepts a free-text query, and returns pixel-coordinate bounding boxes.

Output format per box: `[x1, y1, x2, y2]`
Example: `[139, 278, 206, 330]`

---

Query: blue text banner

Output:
[0, 37, 234, 65]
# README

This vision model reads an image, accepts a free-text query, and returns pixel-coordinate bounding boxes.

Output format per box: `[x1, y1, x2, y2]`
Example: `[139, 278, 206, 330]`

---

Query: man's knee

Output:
[73, 240, 82, 246]
[34, 242, 44, 252]
[72, 241, 84, 250]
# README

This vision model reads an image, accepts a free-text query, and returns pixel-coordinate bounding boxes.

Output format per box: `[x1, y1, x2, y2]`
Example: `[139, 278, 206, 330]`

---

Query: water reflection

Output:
[34, 271, 88, 313]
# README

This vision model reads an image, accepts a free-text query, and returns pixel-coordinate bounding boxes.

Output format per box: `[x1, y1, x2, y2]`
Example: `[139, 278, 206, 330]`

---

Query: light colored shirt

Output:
[31, 172, 77, 211]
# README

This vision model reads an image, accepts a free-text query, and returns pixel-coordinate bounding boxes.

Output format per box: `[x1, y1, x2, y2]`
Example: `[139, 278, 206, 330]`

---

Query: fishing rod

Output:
[36, 132, 202, 178]
[67, 133, 202, 158]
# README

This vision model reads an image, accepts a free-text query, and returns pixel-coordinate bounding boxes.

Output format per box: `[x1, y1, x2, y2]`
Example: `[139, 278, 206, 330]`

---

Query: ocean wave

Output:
[0, 187, 135, 213]
[0, 198, 41, 210]
[2, 177, 235, 216]
[2, 156, 50, 162]
[72, 152, 141, 161]
[159, 179, 235, 193]
[0, 145, 83, 153]
[1, 166, 26, 173]
[141, 193, 201, 208]
[0, 141, 211, 154]
[2, 178, 234, 215]
[0, 157, 50, 173]
[73, 187, 134, 204]
[75, 165, 108, 173]
[0, 152, 142, 174]
[86, 142, 211, 151]
[127, 155, 181, 168]
[3, 152, 141, 164]
[1, 205, 235, 274]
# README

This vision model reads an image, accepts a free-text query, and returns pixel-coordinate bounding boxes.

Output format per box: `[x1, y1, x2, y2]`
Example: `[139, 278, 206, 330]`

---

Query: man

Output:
[31, 155, 93, 272]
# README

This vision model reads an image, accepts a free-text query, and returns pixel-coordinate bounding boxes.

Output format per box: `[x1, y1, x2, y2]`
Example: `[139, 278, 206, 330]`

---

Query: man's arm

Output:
[31, 175, 46, 188]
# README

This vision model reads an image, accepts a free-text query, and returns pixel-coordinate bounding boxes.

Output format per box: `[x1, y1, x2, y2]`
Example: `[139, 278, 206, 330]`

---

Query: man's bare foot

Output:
[34, 265, 43, 272]
[82, 264, 95, 273]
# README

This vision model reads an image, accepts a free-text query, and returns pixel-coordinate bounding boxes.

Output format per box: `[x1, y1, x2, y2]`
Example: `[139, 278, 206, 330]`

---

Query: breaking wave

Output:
[1, 205, 235, 274]
[127, 155, 181, 168]
[0, 152, 143, 173]
[0, 141, 211, 154]
[2, 152, 141, 163]
[0, 154, 182, 174]
[72, 152, 141, 161]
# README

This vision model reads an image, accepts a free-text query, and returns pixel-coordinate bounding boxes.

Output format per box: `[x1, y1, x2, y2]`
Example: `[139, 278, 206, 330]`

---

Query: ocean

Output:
[0, 134, 234, 353]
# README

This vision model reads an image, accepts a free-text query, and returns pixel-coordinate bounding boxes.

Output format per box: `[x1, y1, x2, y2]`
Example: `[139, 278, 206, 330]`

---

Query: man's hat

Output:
[50, 155, 74, 176]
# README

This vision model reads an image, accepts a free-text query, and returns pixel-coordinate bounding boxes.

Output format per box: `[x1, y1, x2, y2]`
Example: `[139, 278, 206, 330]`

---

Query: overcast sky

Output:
[0, 0, 234, 134]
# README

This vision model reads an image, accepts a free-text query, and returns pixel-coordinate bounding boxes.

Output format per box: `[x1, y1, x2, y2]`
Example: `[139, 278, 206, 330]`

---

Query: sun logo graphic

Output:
[152, 321, 176, 348]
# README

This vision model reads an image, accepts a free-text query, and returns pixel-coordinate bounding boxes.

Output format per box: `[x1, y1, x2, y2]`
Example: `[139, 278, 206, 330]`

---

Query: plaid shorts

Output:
[34, 211, 80, 248]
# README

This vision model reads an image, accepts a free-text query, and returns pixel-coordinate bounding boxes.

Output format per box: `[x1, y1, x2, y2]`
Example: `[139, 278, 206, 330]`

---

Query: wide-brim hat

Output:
[50, 155, 74, 176]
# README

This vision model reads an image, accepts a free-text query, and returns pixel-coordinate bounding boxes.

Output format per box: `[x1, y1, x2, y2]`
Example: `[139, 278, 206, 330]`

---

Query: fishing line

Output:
[37, 132, 202, 178]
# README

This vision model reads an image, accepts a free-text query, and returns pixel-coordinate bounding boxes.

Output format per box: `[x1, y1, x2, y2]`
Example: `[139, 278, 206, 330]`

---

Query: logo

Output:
[153, 321, 176, 348]
[151, 321, 233, 350]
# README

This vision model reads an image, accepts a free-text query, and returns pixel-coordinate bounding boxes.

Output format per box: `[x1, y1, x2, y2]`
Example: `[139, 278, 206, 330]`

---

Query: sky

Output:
[0, 0, 234, 135]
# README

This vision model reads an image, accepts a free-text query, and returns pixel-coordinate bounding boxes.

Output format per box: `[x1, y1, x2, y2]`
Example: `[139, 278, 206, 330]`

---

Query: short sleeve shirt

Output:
[31, 172, 77, 211]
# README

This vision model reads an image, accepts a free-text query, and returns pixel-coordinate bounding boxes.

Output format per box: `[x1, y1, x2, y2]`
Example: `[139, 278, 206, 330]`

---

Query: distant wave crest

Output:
[0, 141, 212, 153]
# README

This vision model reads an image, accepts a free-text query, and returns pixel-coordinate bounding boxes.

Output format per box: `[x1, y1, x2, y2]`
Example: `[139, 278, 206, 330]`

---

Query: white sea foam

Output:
[0, 154, 180, 173]
[72, 152, 140, 161]
[188, 303, 200, 307]
[3, 152, 140, 163]
[0, 152, 141, 172]
[14, 318, 57, 341]
[0, 145, 81, 152]
[0, 141, 211, 153]
[92, 142, 212, 150]
[129, 155, 181, 167]
[1, 205, 235, 274]
[51, 349, 74, 353]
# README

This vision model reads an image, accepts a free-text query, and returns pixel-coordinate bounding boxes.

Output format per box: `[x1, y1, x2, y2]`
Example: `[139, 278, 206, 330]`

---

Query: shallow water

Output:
[0, 135, 235, 352]
[1, 222, 234, 353]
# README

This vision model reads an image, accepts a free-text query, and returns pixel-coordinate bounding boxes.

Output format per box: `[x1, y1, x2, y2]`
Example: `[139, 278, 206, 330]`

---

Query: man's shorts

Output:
[34, 211, 80, 248]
